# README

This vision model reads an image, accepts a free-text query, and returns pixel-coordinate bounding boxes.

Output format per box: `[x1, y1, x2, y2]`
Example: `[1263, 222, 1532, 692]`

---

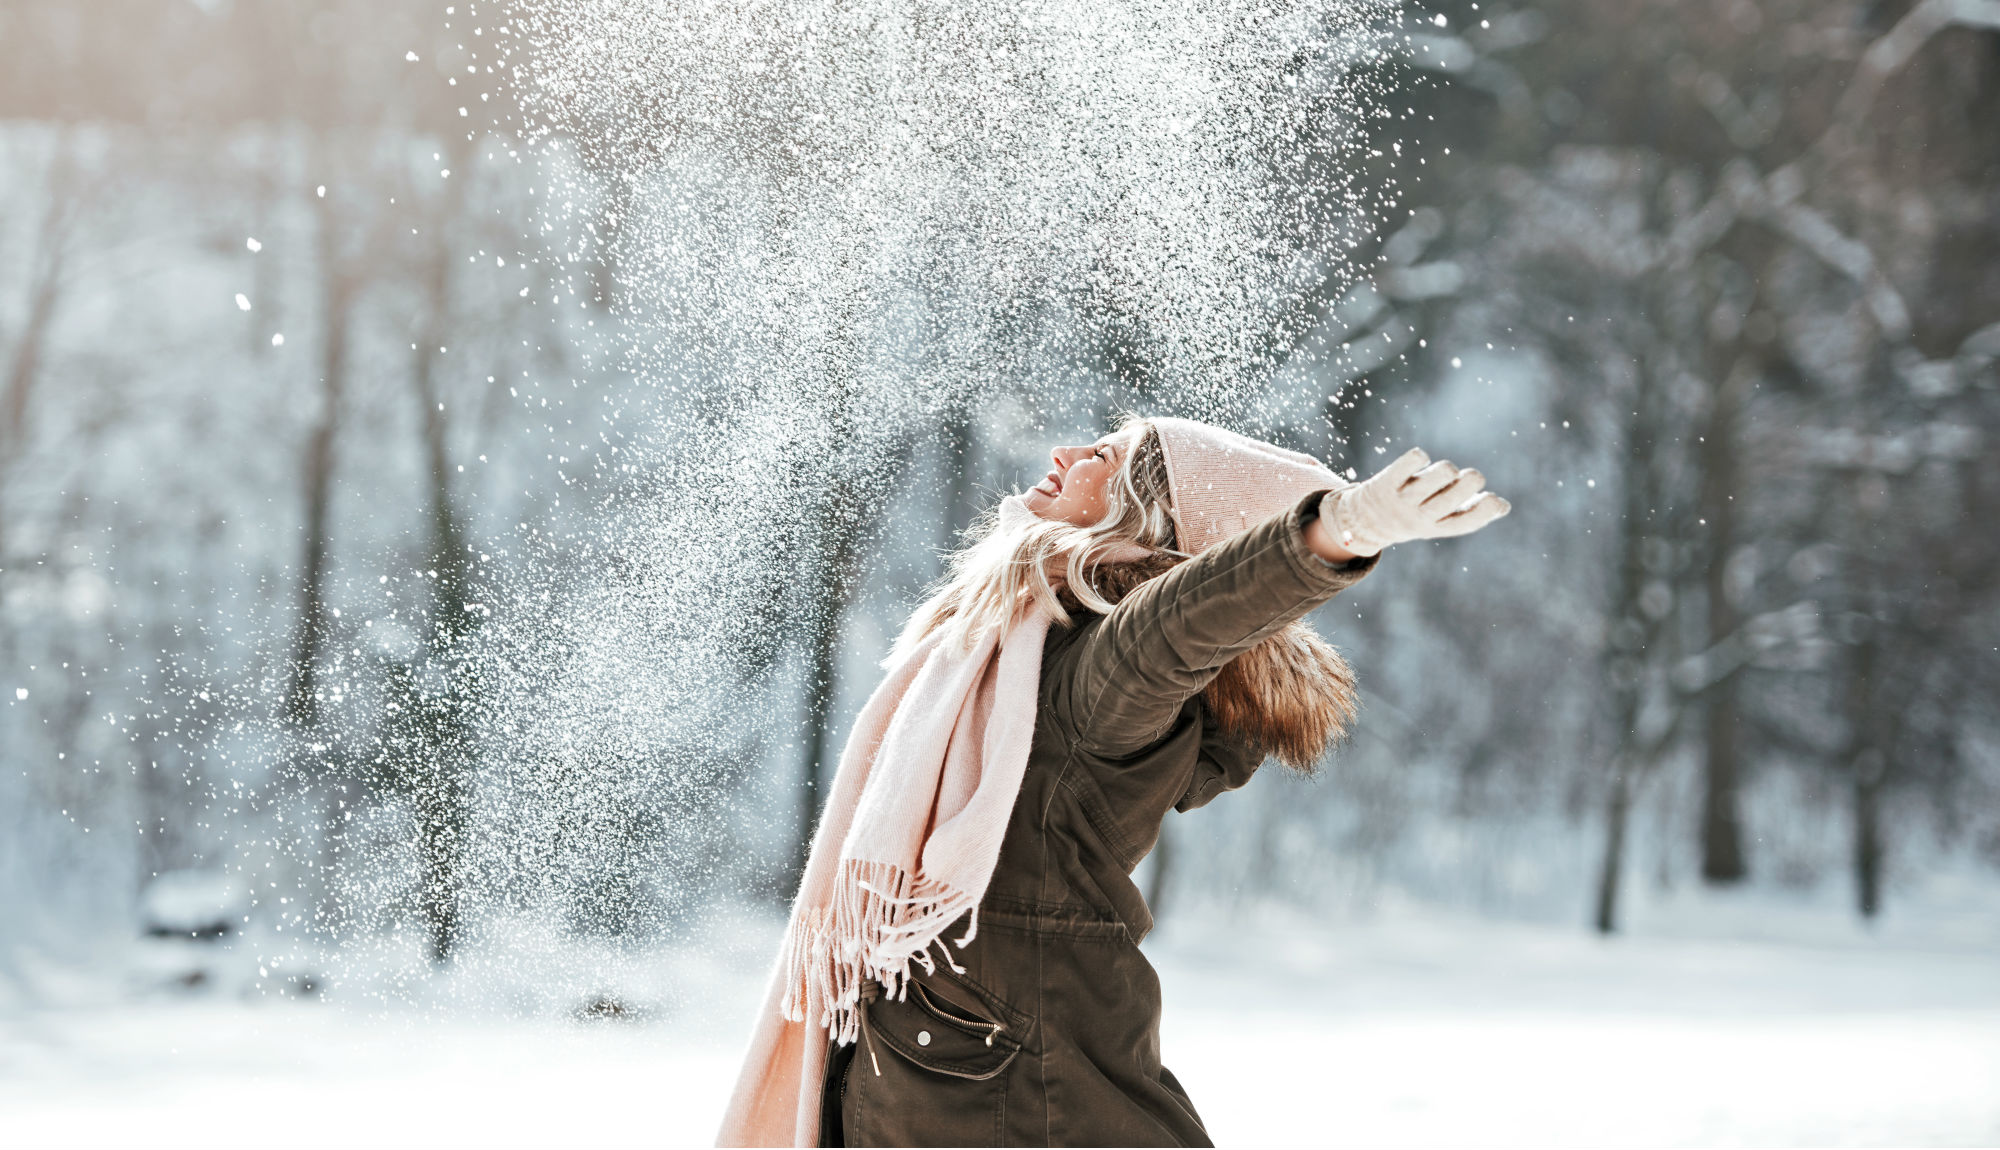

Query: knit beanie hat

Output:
[1152, 417, 1349, 555]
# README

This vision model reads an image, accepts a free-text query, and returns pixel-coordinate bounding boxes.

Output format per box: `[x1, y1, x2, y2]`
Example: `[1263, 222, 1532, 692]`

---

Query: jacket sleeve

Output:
[1060, 490, 1376, 758]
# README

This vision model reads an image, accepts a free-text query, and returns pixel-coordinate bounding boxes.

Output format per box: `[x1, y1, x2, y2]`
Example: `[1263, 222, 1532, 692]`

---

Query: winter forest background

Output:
[3, 0, 1998, 1145]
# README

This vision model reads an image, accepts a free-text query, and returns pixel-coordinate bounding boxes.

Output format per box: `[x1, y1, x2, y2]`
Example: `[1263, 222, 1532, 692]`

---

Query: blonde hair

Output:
[898, 416, 1178, 655]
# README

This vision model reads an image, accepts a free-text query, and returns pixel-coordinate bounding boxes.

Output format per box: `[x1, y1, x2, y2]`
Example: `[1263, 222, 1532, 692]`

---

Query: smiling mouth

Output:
[1032, 470, 1063, 498]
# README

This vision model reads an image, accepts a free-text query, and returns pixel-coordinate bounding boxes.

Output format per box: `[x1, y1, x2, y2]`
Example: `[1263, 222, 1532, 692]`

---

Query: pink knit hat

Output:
[1152, 417, 1349, 555]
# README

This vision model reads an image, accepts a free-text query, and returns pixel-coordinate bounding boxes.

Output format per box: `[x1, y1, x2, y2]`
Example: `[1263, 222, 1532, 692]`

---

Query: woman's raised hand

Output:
[1320, 447, 1511, 557]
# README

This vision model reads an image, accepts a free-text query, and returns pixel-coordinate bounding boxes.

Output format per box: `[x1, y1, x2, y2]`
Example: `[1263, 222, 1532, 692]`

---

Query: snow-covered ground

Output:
[3, 892, 1996, 1148]
[1152, 893, 2000, 1148]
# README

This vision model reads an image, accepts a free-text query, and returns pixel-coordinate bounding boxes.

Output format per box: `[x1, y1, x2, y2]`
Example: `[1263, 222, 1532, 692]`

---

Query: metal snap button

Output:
[917, 1030, 932, 1046]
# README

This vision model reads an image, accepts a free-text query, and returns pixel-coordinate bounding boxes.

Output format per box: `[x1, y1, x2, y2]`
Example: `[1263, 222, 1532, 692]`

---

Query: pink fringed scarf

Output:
[717, 512, 1057, 1147]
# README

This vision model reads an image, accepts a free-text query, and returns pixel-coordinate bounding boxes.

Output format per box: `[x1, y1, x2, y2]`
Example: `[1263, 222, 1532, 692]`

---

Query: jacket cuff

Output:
[1285, 489, 1380, 588]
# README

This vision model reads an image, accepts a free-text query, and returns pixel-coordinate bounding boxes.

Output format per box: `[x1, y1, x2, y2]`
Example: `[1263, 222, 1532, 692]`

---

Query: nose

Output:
[1050, 445, 1082, 472]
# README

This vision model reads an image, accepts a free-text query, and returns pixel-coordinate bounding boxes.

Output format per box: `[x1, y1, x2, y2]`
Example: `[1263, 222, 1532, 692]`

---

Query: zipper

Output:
[860, 982, 883, 1077]
[911, 980, 1007, 1046]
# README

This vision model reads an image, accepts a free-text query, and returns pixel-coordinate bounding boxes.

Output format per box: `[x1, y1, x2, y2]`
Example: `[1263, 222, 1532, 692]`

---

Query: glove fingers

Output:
[1420, 467, 1487, 512]
[1430, 492, 1510, 537]
[1376, 447, 1431, 489]
[1400, 459, 1460, 503]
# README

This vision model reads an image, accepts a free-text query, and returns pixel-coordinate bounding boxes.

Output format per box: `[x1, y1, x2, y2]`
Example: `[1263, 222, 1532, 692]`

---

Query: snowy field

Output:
[3, 894, 1996, 1149]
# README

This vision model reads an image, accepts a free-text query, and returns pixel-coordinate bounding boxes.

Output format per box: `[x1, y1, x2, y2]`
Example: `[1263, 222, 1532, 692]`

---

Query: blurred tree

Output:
[0, 0, 1992, 962]
[283, 150, 362, 732]
[0, 128, 83, 566]
[392, 130, 484, 962]
[1404, 0, 2000, 925]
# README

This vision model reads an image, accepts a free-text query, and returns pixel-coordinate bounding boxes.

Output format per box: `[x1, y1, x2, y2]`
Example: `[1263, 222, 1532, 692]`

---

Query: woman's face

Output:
[1022, 434, 1124, 527]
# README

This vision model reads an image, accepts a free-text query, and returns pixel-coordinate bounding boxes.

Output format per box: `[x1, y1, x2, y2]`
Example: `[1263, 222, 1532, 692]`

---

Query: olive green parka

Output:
[823, 492, 1375, 1147]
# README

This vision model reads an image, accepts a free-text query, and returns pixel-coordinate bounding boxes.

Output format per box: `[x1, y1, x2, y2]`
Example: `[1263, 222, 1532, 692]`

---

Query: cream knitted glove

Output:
[1321, 447, 1510, 557]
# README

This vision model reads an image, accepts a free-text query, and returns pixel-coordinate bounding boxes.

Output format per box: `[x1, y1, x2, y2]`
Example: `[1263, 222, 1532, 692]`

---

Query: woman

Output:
[721, 417, 1508, 1147]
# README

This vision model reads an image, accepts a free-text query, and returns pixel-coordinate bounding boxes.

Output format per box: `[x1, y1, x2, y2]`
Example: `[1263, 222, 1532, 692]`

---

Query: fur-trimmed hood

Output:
[1056, 553, 1357, 771]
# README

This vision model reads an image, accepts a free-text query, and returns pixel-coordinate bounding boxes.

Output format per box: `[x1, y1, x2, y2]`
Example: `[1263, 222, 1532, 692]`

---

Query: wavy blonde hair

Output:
[898, 416, 1178, 656]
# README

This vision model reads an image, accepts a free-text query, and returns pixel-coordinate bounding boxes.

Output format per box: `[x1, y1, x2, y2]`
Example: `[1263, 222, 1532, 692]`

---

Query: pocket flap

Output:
[865, 982, 1022, 1081]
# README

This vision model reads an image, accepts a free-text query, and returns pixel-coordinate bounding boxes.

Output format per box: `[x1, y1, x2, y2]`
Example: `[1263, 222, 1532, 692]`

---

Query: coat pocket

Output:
[864, 979, 1022, 1080]
[843, 980, 1023, 1146]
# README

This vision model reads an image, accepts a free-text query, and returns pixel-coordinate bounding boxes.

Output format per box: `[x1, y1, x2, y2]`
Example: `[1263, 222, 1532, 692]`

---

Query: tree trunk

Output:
[1697, 360, 1752, 883]
[408, 136, 478, 963]
[284, 181, 354, 731]
[787, 488, 863, 895]
[1845, 626, 1887, 922]
[412, 363, 475, 963]
[940, 411, 981, 545]
[781, 293, 872, 896]
[1, 202, 63, 457]
[1593, 755, 1632, 934]
[1700, 689, 1747, 882]
[415, 756, 470, 962]
[790, 608, 842, 889]
[1853, 750, 1885, 920]
[1594, 348, 1673, 936]
[0, 130, 76, 563]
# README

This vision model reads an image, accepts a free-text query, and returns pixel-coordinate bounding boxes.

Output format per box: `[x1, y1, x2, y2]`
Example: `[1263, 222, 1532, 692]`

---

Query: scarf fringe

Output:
[777, 858, 979, 1045]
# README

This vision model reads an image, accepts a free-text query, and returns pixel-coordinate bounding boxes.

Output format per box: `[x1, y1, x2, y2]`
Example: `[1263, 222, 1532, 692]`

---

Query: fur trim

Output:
[1056, 555, 1357, 772]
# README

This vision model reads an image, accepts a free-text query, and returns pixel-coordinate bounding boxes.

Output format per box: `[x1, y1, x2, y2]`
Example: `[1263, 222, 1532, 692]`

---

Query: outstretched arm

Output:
[1060, 492, 1373, 759]
[1062, 448, 1513, 758]
[1306, 447, 1511, 562]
